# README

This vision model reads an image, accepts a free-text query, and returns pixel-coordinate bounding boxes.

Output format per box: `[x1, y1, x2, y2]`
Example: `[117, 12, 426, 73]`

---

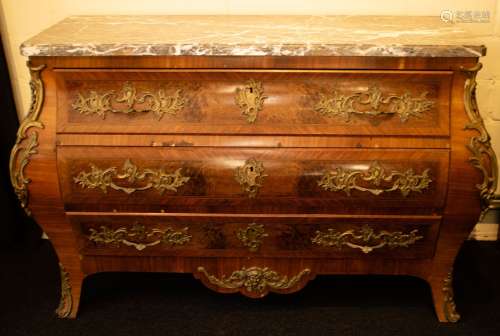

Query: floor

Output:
[1, 237, 499, 336]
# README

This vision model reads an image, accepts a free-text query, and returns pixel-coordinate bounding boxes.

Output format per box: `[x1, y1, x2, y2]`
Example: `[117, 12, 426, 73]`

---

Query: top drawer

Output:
[55, 70, 451, 136]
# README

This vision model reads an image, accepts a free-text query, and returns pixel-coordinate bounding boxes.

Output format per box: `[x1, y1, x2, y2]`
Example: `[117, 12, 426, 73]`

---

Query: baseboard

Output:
[468, 208, 499, 241]
[469, 223, 499, 241]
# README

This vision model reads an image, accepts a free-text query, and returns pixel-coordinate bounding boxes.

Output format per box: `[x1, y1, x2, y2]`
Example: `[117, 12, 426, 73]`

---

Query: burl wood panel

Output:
[57, 147, 449, 214]
[69, 213, 440, 259]
[55, 70, 451, 136]
[16, 55, 491, 321]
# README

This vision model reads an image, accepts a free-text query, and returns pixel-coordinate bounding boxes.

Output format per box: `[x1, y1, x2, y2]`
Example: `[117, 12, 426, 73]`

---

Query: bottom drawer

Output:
[68, 214, 440, 259]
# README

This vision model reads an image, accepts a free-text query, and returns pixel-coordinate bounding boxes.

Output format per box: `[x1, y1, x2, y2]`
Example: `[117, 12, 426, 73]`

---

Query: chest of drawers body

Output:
[12, 16, 498, 322]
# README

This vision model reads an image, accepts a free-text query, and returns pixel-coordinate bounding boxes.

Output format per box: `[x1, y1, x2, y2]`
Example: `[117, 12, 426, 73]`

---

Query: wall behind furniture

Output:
[1, 0, 499, 196]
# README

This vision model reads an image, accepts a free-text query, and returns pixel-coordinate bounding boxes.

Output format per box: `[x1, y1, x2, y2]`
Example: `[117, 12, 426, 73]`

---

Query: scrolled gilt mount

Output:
[9, 62, 46, 216]
[311, 225, 423, 254]
[314, 84, 435, 123]
[197, 266, 311, 297]
[88, 224, 191, 251]
[235, 79, 267, 123]
[461, 63, 499, 219]
[74, 159, 190, 195]
[72, 81, 187, 120]
[318, 161, 432, 197]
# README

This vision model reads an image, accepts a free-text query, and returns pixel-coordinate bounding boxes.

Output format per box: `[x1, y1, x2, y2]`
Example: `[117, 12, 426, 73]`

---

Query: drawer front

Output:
[58, 147, 449, 214]
[56, 70, 451, 136]
[70, 214, 440, 259]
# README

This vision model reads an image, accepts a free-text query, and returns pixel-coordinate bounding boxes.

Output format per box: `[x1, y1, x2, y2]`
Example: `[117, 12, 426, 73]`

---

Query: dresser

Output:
[12, 15, 498, 322]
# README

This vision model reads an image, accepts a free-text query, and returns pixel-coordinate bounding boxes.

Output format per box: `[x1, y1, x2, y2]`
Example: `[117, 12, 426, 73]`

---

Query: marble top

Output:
[20, 15, 488, 57]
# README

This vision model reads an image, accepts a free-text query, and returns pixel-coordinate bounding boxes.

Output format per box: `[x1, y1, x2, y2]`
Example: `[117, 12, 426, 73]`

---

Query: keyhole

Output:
[249, 87, 253, 93]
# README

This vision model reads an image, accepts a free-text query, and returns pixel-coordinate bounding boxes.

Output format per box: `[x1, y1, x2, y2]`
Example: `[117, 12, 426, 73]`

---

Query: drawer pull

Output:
[197, 266, 311, 294]
[72, 81, 186, 120]
[235, 79, 266, 123]
[74, 159, 190, 195]
[235, 158, 267, 198]
[236, 223, 268, 252]
[318, 161, 432, 197]
[311, 225, 423, 254]
[314, 85, 434, 123]
[88, 224, 191, 251]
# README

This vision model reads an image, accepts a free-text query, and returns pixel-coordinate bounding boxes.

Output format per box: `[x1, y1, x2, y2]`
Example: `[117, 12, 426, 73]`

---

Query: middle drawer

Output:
[58, 147, 449, 214]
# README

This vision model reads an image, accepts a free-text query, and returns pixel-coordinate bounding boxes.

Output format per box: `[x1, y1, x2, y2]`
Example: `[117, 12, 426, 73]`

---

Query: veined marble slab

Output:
[20, 15, 488, 57]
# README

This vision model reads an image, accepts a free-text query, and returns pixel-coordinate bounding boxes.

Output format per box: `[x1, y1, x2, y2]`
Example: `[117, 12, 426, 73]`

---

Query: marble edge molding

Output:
[20, 42, 486, 58]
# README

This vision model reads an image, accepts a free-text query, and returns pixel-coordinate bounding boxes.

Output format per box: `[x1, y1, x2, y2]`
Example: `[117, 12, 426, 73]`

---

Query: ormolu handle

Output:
[72, 81, 187, 120]
[318, 161, 432, 197]
[314, 84, 434, 123]
[74, 159, 190, 195]
[88, 224, 191, 251]
[311, 225, 423, 254]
